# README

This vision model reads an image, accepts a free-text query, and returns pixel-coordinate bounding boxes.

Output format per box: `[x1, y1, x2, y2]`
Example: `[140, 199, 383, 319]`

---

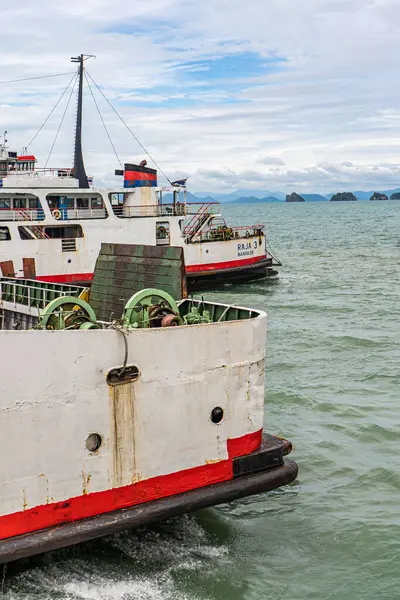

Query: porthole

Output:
[210, 407, 224, 424]
[86, 433, 102, 452]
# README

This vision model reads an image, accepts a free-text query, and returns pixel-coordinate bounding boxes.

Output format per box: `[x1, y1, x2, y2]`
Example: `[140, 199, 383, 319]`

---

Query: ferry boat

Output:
[0, 56, 280, 289]
[0, 247, 297, 563]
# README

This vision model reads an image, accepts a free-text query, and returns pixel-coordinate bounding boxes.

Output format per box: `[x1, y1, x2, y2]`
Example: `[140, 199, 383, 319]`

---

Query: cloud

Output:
[0, 0, 400, 192]
[189, 162, 400, 193]
[258, 157, 285, 166]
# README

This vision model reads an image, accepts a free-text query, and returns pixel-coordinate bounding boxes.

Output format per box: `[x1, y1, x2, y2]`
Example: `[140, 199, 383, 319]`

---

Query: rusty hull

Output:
[0, 435, 298, 564]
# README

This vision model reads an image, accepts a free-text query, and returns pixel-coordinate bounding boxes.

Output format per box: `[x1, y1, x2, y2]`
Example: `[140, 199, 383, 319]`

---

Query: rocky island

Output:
[370, 192, 388, 201]
[286, 192, 305, 202]
[330, 192, 357, 202]
[390, 192, 400, 200]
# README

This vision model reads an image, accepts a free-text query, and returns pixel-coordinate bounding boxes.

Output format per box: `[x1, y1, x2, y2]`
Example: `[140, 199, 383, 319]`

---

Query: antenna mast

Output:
[70, 54, 95, 188]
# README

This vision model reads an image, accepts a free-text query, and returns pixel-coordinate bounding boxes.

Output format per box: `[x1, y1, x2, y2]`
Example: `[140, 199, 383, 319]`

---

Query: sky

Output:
[1, 0, 400, 193]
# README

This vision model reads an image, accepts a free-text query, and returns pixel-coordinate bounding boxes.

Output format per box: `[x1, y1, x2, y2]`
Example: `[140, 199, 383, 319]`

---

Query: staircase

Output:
[183, 203, 213, 241]
[15, 209, 49, 239]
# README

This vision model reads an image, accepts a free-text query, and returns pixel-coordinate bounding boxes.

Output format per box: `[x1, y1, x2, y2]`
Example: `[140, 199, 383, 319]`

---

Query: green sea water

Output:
[4, 200, 400, 600]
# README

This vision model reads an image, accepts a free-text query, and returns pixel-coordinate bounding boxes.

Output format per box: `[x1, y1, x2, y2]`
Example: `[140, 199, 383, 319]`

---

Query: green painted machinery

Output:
[123, 288, 182, 328]
[37, 288, 214, 331]
[38, 297, 98, 330]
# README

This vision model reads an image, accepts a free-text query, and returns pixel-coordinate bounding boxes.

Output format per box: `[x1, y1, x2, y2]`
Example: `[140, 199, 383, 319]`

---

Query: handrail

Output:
[5, 168, 93, 180]
[15, 209, 50, 238]
[188, 224, 265, 243]
[112, 204, 187, 218]
[47, 207, 108, 220]
[183, 204, 207, 235]
[183, 203, 215, 237]
[6, 168, 73, 179]
[0, 278, 82, 309]
[0, 208, 46, 222]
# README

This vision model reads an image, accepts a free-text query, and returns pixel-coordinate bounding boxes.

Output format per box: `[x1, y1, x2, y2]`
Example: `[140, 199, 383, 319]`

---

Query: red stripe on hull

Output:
[186, 255, 267, 274]
[35, 256, 267, 285]
[0, 429, 262, 540]
[37, 273, 94, 284]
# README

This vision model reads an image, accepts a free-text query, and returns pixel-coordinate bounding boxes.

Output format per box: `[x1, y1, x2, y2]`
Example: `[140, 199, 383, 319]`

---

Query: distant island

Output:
[286, 192, 304, 202]
[182, 187, 400, 204]
[330, 192, 357, 202]
[370, 192, 388, 201]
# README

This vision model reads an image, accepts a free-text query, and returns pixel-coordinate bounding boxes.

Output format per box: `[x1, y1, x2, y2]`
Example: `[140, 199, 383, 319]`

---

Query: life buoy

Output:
[52, 209, 61, 220]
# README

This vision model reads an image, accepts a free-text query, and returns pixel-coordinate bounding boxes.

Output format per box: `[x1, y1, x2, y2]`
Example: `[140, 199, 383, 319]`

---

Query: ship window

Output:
[13, 198, 27, 209]
[18, 225, 84, 240]
[210, 407, 224, 424]
[47, 194, 107, 219]
[156, 221, 170, 245]
[91, 197, 104, 209]
[77, 197, 89, 209]
[47, 196, 59, 210]
[19, 227, 32, 240]
[86, 433, 102, 452]
[44, 225, 83, 239]
[29, 197, 40, 209]
[0, 195, 43, 217]
[0, 198, 10, 209]
[0, 227, 11, 241]
[109, 193, 124, 206]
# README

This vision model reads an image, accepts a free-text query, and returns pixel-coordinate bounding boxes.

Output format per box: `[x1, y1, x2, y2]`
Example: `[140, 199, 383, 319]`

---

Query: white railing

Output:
[6, 168, 74, 180]
[185, 203, 219, 216]
[112, 202, 219, 219]
[0, 209, 45, 221]
[112, 204, 187, 218]
[0, 278, 82, 309]
[190, 225, 265, 243]
[48, 208, 107, 220]
[0, 207, 107, 221]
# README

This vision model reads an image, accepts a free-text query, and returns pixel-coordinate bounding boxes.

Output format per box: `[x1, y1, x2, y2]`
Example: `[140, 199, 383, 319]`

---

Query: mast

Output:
[70, 54, 94, 188]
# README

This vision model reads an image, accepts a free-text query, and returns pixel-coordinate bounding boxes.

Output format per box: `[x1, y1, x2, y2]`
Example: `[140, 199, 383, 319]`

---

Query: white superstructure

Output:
[0, 168, 271, 285]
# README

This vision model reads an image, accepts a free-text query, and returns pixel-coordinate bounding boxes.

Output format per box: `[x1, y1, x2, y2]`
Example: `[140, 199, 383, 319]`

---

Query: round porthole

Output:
[210, 407, 224, 424]
[86, 433, 102, 452]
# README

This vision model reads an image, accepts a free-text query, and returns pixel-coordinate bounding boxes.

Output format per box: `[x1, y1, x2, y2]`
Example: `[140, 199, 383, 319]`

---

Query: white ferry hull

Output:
[0, 452, 297, 564]
[0, 221, 270, 287]
[0, 302, 297, 562]
[0, 177, 277, 287]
